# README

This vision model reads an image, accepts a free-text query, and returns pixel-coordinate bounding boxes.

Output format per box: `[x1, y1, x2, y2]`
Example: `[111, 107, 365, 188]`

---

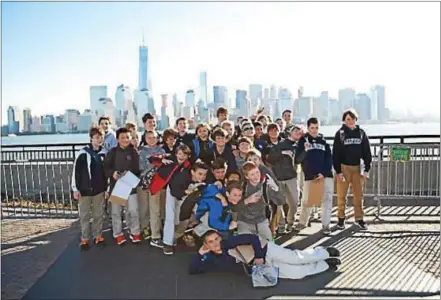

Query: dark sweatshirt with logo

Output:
[332, 125, 372, 174]
[295, 133, 333, 181]
[103, 145, 140, 195]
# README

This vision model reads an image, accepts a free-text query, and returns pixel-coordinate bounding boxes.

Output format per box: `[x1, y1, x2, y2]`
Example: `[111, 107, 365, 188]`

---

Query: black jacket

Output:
[72, 144, 107, 196]
[176, 132, 195, 148]
[267, 138, 298, 181]
[169, 165, 192, 200]
[332, 125, 372, 174]
[103, 145, 140, 195]
[209, 145, 238, 174]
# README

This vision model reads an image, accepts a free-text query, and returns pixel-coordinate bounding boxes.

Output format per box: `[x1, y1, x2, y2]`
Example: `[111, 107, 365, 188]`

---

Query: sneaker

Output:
[116, 235, 126, 246]
[293, 223, 307, 232]
[163, 245, 174, 255]
[94, 236, 105, 245]
[356, 220, 368, 230]
[336, 218, 345, 230]
[150, 239, 164, 248]
[322, 226, 331, 235]
[79, 239, 89, 250]
[326, 247, 340, 257]
[142, 228, 151, 240]
[325, 258, 341, 266]
[130, 234, 142, 244]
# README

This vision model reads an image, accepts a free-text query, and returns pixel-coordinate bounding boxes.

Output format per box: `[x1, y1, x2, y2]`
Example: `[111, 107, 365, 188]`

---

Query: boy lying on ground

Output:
[189, 230, 341, 280]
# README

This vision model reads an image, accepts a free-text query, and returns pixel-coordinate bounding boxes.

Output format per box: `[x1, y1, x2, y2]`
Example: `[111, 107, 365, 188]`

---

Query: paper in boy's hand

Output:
[109, 171, 140, 206]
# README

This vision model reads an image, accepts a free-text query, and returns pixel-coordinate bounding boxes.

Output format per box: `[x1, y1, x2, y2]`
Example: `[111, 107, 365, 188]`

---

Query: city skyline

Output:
[2, 2, 440, 123]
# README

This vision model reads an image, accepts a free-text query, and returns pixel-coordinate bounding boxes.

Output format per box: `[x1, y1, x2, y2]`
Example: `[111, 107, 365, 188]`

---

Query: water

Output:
[1, 122, 440, 146]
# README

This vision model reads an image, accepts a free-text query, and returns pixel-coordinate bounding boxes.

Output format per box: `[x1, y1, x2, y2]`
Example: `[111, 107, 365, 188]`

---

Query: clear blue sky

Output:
[2, 2, 440, 123]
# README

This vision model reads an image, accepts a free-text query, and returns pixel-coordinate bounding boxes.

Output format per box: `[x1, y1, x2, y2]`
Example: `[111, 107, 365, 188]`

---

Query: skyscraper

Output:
[355, 93, 371, 121]
[115, 84, 133, 126]
[199, 72, 208, 107]
[7, 106, 22, 134]
[213, 86, 228, 109]
[138, 38, 149, 91]
[374, 85, 386, 121]
[185, 90, 196, 107]
[90, 86, 108, 118]
[23, 108, 32, 132]
[338, 88, 356, 113]
[235, 90, 249, 116]
[161, 94, 174, 129]
[249, 84, 263, 107]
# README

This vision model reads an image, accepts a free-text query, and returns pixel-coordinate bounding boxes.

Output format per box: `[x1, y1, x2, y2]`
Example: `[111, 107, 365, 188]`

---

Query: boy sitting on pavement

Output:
[189, 229, 341, 280]
[103, 127, 142, 245]
[72, 126, 107, 250]
[235, 162, 284, 241]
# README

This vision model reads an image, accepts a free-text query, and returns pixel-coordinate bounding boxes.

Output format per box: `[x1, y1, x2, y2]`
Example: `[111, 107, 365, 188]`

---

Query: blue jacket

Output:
[192, 137, 214, 161]
[195, 184, 232, 232]
[295, 133, 333, 181]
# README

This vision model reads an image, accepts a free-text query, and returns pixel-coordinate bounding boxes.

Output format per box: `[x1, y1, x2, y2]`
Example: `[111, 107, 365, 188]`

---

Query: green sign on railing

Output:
[390, 146, 411, 162]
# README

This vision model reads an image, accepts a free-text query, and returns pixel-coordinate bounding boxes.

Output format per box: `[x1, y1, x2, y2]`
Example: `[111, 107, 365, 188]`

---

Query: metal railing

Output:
[1, 134, 440, 218]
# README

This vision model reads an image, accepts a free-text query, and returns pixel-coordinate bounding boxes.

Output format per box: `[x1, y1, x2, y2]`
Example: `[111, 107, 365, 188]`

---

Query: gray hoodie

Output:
[139, 145, 166, 176]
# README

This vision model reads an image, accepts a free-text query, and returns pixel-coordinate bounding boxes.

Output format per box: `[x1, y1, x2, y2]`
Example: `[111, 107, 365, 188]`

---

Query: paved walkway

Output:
[2, 205, 440, 299]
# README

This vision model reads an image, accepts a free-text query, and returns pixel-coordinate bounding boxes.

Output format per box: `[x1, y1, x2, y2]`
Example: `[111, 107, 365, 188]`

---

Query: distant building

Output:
[213, 86, 228, 110]
[78, 110, 93, 132]
[373, 85, 386, 121]
[199, 72, 208, 107]
[182, 106, 195, 119]
[7, 106, 22, 134]
[235, 90, 249, 117]
[185, 90, 196, 107]
[115, 84, 133, 127]
[160, 94, 175, 130]
[55, 115, 68, 133]
[355, 93, 371, 121]
[23, 108, 32, 132]
[41, 115, 55, 133]
[31, 116, 41, 133]
[249, 84, 263, 108]
[270, 85, 277, 99]
[172, 93, 180, 118]
[97, 98, 116, 126]
[329, 98, 340, 122]
[1, 125, 9, 136]
[135, 88, 155, 127]
[65, 109, 81, 131]
[338, 88, 356, 113]
[90, 86, 108, 119]
[296, 97, 313, 119]
[278, 88, 293, 116]
[138, 41, 149, 91]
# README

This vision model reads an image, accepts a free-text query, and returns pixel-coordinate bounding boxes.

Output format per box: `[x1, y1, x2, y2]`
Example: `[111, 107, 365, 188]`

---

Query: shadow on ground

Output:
[20, 218, 440, 299]
[1, 220, 79, 299]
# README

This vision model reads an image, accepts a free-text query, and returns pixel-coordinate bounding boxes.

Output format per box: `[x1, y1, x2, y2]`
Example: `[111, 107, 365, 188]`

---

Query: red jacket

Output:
[148, 158, 191, 195]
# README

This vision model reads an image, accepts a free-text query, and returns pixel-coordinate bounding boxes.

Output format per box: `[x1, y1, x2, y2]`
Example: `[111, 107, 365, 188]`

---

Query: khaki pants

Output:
[79, 192, 105, 240]
[337, 164, 364, 220]
[137, 187, 162, 239]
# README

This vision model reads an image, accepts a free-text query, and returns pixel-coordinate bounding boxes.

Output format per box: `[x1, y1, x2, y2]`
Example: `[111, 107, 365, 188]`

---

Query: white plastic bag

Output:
[251, 264, 279, 288]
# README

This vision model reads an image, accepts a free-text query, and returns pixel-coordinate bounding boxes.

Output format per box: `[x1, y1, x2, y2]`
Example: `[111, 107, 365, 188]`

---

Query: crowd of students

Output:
[72, 106, 372, 279]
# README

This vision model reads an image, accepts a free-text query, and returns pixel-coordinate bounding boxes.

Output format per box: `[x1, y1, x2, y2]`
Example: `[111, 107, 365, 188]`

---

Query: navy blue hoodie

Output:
[295, 133, 333, 181]
[188, 234, 266, 275]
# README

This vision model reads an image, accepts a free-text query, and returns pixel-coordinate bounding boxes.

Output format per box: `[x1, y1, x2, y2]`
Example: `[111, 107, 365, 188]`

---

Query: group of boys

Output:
[72, 106, 370, 259]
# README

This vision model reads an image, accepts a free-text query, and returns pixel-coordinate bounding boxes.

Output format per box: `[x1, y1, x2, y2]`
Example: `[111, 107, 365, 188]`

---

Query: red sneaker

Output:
[130, 234, 142, 244]
[94, 236, 105, 245]
[116, 235, 126, 246]
[79, 239, 89, 251]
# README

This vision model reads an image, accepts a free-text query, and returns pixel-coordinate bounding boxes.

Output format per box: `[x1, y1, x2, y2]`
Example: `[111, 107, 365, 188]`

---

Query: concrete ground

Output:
[1, 204, 440, 299]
